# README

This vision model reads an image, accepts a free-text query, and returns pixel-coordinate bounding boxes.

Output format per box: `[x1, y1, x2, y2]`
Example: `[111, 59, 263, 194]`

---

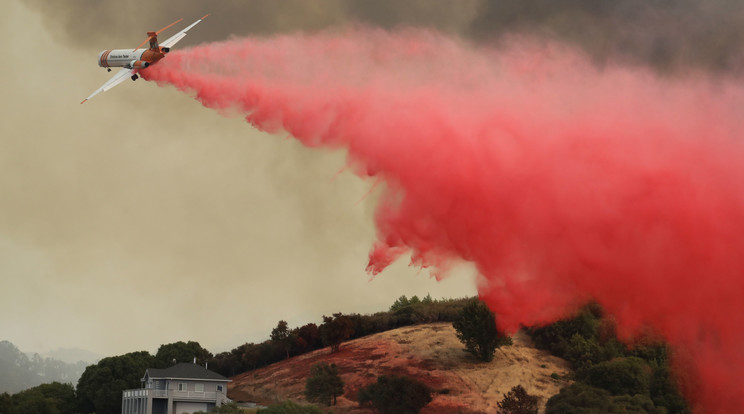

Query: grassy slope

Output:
[228, 322, 570, 413]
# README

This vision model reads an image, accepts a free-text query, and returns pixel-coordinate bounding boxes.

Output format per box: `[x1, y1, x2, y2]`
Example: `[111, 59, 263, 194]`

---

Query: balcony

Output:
[122, 388, 228, 403]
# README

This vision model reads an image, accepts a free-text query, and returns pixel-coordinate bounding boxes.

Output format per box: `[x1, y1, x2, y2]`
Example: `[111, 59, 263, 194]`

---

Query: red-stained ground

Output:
[228, 323, 570, 413]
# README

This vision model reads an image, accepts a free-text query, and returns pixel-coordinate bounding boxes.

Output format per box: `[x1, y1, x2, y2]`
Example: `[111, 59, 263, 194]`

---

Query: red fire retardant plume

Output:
[141, 29, 744, 412]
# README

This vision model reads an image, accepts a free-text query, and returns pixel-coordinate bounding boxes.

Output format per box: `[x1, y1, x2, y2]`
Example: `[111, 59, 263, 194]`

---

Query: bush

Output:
[258, 400, 325, 413]
[497, 385, 539, 414]
[582, 357, 651, 396]
[192, 401, 243, 413]
[358, 375, 432, 414]
[546, 383, 663, 414]
[529, 307, 602, 363]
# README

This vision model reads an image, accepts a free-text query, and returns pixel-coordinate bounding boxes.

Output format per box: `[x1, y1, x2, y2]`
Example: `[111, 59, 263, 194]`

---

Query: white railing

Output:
[170, 390, 218, 400]
[122, 389, 221, 401]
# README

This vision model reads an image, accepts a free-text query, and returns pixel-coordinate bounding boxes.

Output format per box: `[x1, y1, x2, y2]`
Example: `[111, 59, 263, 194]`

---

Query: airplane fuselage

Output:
[83, 15, 207, 104]
[97, 47, 168, 70]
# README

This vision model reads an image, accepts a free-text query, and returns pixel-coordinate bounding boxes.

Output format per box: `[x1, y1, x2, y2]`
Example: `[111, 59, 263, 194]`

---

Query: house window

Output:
[217, 385, 224, 393]
[195, 384, 204, 392]
[178, 383, 187, 392]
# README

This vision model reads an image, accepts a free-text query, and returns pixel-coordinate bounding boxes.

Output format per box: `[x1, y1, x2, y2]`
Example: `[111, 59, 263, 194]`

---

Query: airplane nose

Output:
[97, 50, 111, 68]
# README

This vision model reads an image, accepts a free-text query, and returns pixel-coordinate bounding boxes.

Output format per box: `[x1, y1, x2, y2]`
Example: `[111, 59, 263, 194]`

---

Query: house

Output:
[121, 362, 231, 414]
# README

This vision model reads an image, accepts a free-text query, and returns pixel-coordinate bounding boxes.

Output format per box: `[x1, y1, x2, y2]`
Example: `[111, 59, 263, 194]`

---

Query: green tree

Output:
[293, 323, 320, 355]
[649, 365, 690, 414]
[76, 351, 156, 414]
[563, 333, 604, 372]
[8, 382, 77, 414]
[452, 298, 512, 362]
[497, 385, 539, 414]
[319, 313, 354, 353]
[390, 295, 411, 312]
[304, 362, 344, 406]
[0, 392, 15, 414]
[9, 391, 55, 414]
[271, 320, 296, 360]
[34, 382, 76, 414]
[357, 375, 432, 414]
[155, 341, 212, 367]
[257, 400, 325, 413]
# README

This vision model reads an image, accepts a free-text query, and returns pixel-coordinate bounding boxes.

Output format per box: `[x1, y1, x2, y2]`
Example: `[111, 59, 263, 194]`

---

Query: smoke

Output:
[21, 0, 744, 73]
[139, 29, 744, 412]
[467, 0, 744, 72]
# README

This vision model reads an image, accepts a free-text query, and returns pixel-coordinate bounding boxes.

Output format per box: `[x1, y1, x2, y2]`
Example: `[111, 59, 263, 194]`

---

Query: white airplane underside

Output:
[81, 15, 208, 104]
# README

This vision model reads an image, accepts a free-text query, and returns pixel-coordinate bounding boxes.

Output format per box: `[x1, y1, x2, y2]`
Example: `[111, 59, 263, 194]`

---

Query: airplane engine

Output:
[161, 47, 171, 53]
[130, 60, 150, 69]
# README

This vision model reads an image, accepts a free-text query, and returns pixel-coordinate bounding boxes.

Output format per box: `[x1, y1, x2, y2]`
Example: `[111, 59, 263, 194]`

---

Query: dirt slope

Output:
[228, 323, 570, 413]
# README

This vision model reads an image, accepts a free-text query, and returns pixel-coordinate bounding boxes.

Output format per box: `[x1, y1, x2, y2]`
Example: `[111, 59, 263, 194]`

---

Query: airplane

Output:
[81, 15, 209, 104]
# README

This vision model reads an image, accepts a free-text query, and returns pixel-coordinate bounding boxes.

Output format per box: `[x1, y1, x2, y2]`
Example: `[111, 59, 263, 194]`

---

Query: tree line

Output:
[208, 295, 472, 377]
[1, 296, 691, 414]
[0, 295, 470, 414]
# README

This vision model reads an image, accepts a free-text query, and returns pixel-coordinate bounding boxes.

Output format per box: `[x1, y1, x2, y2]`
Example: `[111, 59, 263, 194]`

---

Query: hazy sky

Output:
[0, 1, 482, 357]
[3, 0, 743, 358]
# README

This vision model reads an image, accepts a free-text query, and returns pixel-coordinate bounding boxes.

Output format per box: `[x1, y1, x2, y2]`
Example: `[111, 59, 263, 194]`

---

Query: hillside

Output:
[228, 323, 570, 413]
[0, 340, 88, 394]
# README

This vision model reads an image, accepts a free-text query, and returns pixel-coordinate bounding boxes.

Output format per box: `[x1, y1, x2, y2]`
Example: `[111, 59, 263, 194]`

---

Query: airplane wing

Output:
[159, 14, 209, 49]
[80, 68, 135, 104]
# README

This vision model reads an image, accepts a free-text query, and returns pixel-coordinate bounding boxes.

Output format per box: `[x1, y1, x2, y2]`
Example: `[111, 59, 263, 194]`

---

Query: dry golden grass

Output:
[229, 322, 570, 413]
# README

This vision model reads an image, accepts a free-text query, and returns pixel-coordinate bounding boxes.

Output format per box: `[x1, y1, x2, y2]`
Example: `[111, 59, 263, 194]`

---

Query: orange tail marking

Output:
[155, 18, 183, 35]
[133, 37, 152, 52]
[134, 18, 183, 52]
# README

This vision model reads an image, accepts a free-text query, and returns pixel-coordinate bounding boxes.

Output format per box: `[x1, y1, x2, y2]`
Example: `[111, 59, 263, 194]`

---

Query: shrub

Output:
[258, 400, 325, 413]
[582, 357, 651, 396]
[192, 401, 243, 413]
[497, 385, 539, 414]
[546, 382, 664, 414]
[358, 375, 432, 414]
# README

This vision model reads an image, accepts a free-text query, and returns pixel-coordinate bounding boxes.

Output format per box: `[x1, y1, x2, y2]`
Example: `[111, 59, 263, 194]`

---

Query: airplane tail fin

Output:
[133, 18, 183, 52]
[147, 32, 159, 50]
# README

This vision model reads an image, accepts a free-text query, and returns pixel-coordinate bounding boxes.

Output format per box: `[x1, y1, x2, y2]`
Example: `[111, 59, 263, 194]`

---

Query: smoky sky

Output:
[1, 0, 481, 356]
[21, 0, 744, 73]
[7, 0, 744, 357]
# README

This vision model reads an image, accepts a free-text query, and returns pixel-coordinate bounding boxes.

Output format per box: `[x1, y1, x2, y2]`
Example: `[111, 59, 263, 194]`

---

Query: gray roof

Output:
[145, 363, 229, 382]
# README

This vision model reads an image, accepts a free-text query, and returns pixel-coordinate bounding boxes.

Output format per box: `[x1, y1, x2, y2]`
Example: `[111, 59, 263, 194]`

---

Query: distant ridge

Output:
[39, 347, 102, 364]
[1, 340, 90, 394]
